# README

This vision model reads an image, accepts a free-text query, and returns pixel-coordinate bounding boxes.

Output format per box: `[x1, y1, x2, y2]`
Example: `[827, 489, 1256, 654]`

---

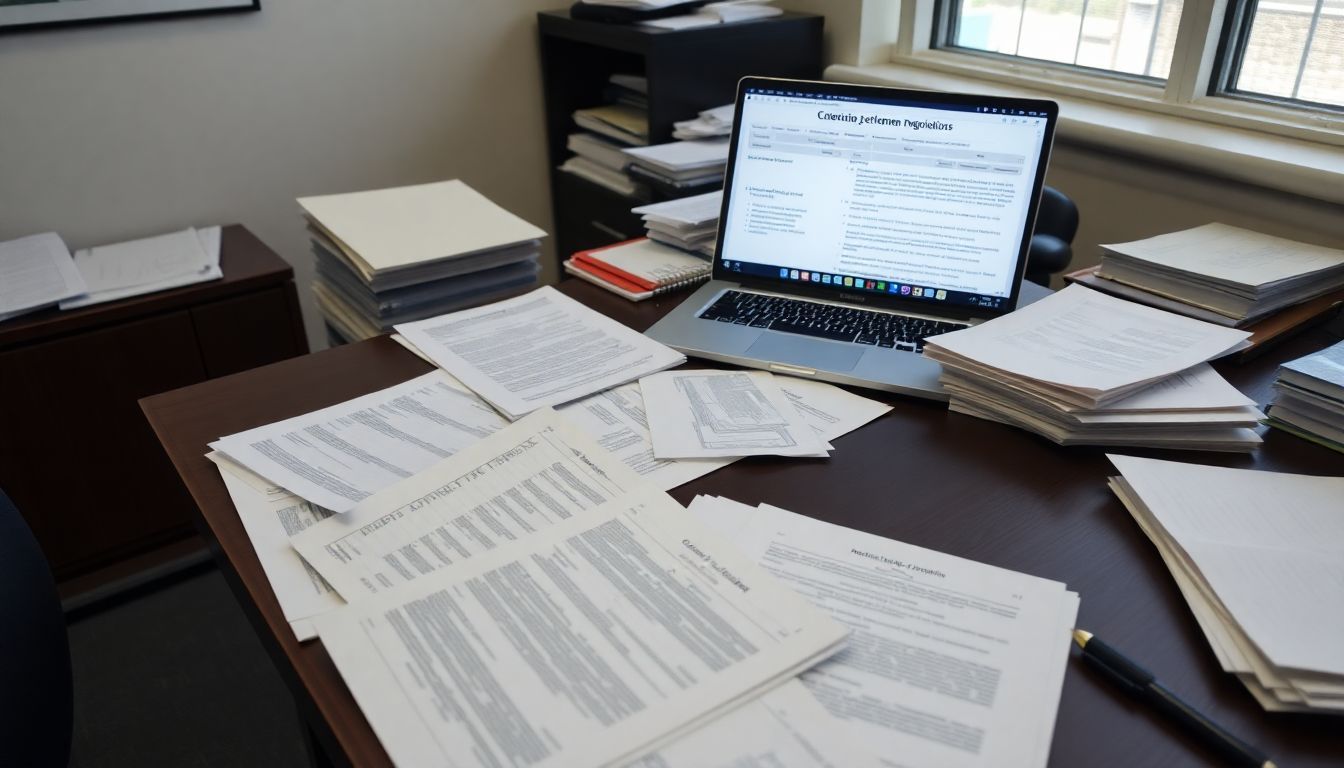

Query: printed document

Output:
[214, 460, 342, 641]
[1102, 223, 1344, 288]
[395, 286, 685, 419]
[289, 408, 647, 602]
[633, 190, 723, 227]
[557, 379, 890, 491]
[211, 371, 507, 513]
[0, 232, 86, 321]
[925, 285, 1250, 405]
[641, 370, 831, 458]
[689, 497, 1079, 768]
[310, 486, 848, 768]
[61, 226, 223, 309]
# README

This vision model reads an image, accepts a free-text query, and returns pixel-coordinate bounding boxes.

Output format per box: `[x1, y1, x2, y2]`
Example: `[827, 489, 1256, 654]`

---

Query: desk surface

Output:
[141, 280, 1344, 768]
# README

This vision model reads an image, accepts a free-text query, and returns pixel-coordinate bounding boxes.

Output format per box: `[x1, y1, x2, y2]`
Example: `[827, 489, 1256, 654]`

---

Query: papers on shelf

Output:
[622, 138, 729, 175]
[395, 285, 685, 420]
[686, 496, 1080, 768]
[212, 457, 342, 642]
[61, 227, 222, 310]
[673, 103, 735, 140]
[641, 370, 831, 458]
[210, 371, 507, 513]
[0, 232, 86, 321]
[643, 1, 782, 29]
[573, 103, 650, 146]
[1107, 454, 1344, 713]
[632, 190, 722, 255]
[289, 407, 647, 602]
[310, 484, 848, 768]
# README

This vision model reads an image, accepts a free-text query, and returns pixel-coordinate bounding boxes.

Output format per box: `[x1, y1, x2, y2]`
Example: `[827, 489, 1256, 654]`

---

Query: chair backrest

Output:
[0, 487, 73, 768]
[1036, 185, 1080, 243]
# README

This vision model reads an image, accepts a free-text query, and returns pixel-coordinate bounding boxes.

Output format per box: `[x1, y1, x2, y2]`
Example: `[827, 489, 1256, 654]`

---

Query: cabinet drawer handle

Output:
[590, 221, 628, 239]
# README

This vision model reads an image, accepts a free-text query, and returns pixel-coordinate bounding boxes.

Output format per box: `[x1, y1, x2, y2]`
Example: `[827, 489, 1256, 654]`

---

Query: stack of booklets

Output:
[1090, 223, 1344, 327]
[923, 285, 1263, 451]
[1108, 454, 1344, 713]
[298, 179, 545, 342]
[622, 137, 729, 194]
[673, 103, 734, 139]
[1266, 339, 1344, 453]
[632, 189, 722, 255]
[559, 132, 648, 197]
[564, 237, 711, 301]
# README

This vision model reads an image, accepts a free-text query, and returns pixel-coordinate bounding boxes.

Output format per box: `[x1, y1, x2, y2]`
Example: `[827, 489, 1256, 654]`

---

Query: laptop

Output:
[644, 77, 1060, 400]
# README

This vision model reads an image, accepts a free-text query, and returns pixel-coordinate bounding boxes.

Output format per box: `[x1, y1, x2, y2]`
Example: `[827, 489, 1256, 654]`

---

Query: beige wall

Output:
[0, 1, 559, 351]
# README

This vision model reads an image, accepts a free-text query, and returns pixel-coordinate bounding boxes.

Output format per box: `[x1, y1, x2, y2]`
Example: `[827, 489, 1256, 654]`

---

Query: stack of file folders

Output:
[623, 137, 729, 194]
[1093, 223, 1344, 327]
[298, 179, 546, 342]
[559, 132, 648, 198]
[1109, 454, 1344, 713]
[1265, 339, 1344, 453]
[632, 189, 722, 256]
[923, 285, 1264, 451]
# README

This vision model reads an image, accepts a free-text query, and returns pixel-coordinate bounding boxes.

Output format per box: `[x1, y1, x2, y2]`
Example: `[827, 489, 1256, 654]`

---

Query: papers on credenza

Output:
[395, 285, 685, 420]
[687, 496, 1080, 768]
[60, 226, 223, 310]
[290, 408, 648, 602]
[0, 232, 87, 322]
[311, 484, 848, 768]
[210, 371, 507, 513]
[1108, 454, 1344, 713]
[641, 370, 831, 458]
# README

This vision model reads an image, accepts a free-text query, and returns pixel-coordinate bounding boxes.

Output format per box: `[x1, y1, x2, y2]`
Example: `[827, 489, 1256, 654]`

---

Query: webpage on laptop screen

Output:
[719, 88, 1048, 311]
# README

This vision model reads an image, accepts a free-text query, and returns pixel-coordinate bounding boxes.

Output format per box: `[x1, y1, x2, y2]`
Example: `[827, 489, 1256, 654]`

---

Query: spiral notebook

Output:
[565, 238, 711, 301]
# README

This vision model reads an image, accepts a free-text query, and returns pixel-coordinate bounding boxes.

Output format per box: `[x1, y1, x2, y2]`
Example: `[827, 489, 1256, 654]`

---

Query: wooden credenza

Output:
[0, 225, 308, 582]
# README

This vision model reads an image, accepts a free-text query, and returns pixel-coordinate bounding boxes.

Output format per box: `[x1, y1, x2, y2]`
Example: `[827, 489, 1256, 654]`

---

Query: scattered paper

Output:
[211, 371, 507, 513]
[61, 227, 222, 309]
[641, 370, 831, 458]
[0, 232, 86, 321]
[396, 285, 685, 420]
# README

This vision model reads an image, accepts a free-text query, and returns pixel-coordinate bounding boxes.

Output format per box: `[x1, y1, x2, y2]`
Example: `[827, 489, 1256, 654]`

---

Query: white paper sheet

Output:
[289, 408, 648, 602]
[641, 370, 831, 459]
[557, 379, 890, 491]
[690, 498, 1078, 768]
[60, 226, 223, 310]
[924, 285, 1250, 403]
[631, 680, 878, 768]
[215, 463, 343, 642]
[311, 486, 848, 768]
[623, 138, 730, 172]
[211, 371, 507, 513]
[0, 232, 86, 320]
[1103, 223, 1344, 288]
[633, 191, 723, 227]
[395, 286, 685, 420]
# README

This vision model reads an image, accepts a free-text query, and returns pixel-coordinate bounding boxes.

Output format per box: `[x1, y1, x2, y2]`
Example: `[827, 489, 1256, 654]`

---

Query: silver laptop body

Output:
[645, 77, 1059, 400]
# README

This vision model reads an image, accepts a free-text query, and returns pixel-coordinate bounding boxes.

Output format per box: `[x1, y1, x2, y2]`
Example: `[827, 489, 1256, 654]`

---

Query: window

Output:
[937, 0, 1343, 111]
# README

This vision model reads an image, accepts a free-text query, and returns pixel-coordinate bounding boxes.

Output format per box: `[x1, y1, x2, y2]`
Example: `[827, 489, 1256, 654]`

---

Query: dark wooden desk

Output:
[141, 280, 1344, 768]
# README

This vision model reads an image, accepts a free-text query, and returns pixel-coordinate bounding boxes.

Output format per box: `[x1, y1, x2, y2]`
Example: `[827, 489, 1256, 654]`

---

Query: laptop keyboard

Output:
[697, 290, 967, 353]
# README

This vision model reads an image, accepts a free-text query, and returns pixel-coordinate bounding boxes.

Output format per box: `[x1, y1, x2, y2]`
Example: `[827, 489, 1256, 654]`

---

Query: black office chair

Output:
[0, 487, 74, 768]
[1025, 186, 1080, 286]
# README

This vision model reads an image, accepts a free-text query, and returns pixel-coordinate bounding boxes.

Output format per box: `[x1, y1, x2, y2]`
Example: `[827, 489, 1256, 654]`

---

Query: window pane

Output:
[1233, 0, 1344, 107]
[951, 0, 1183, 78]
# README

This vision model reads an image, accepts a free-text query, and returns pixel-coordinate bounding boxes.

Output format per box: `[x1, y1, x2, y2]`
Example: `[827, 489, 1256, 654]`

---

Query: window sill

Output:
[826, 60, 1344, 206]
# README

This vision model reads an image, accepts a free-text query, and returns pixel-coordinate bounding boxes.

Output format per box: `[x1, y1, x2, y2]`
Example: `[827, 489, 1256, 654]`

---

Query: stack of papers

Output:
[1108, 454, 1344, 713]
[1266, 339, 1344, 453]
[673, 103, 734, 139]
[623, 138, 729, 194]
[62, 227, 223, 310]
[923, 285, 1262, 451]
[0, 232, 86, 322]
[1097, 223, 1344, 326]
[632, 190, 722, 256]
[643, 1, 782, 29]
[298, 180, 545, 342]
[559, 132, 648, 198]
[573, 103, 649, 147]
[688, 496, 1080, 767]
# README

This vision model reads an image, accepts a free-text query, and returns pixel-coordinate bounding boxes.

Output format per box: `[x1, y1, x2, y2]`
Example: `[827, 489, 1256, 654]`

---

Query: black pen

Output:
[1073, 629, 1276, 768]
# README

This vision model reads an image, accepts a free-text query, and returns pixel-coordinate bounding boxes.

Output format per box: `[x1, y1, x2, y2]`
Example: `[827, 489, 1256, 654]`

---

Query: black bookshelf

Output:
[538, 8, 824, 263]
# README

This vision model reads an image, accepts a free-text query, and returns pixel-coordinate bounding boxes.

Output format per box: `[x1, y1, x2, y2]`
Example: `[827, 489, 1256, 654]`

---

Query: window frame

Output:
[889, 0, 1344, 145]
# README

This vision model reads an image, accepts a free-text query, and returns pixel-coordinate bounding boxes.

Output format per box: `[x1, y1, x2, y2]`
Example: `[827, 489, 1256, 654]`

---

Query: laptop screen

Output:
[715, 79, 1057, 316]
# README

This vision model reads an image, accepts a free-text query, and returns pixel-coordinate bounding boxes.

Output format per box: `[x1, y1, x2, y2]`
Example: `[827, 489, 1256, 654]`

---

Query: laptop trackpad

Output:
[745, 334, 864, 373]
